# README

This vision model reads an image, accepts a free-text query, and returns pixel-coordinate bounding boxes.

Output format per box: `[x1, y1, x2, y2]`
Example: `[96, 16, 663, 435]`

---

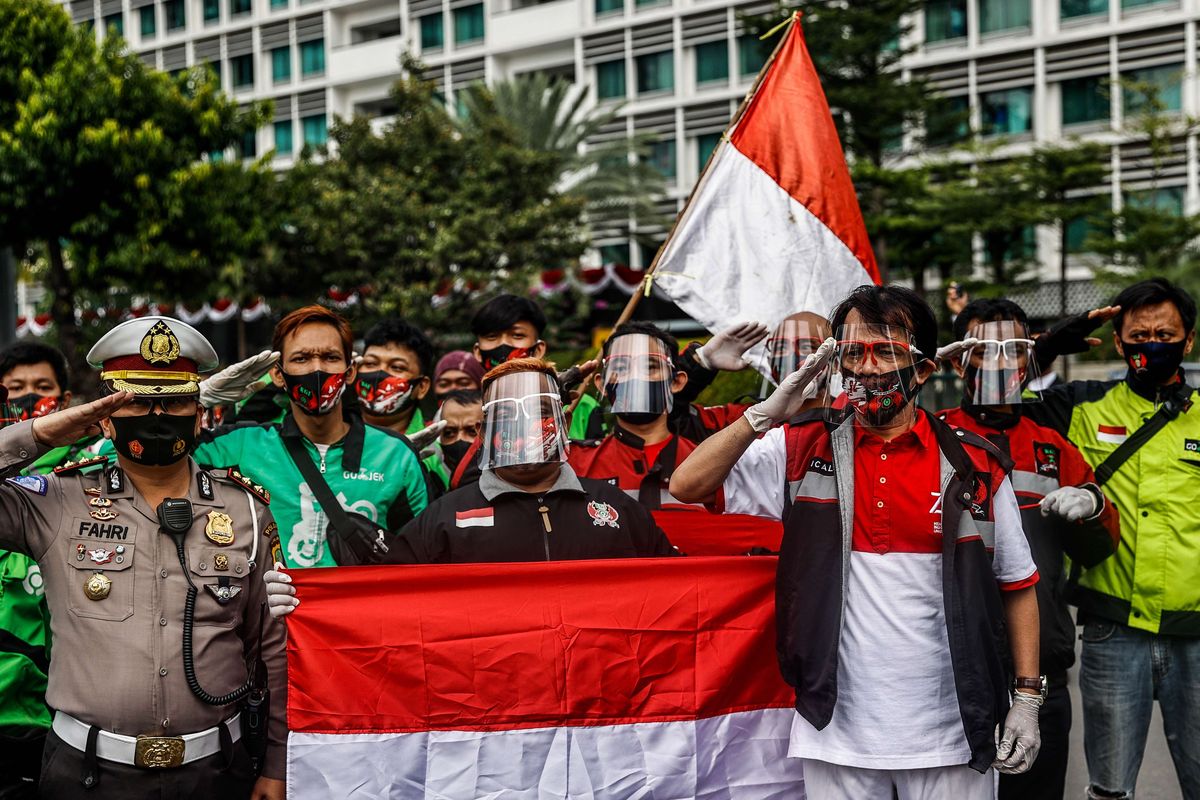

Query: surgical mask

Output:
[1121, 340, 1186, 385]
[5, 393, 61, 422]
[478, 343, 535, 371]
[441, 439, 471, 475]
[842, 364, 919, 427]
[281, 369, 347, 416]
[354, 371, 416, 416]
[605, 380, 669, 426]
[109, 412, 197, 466]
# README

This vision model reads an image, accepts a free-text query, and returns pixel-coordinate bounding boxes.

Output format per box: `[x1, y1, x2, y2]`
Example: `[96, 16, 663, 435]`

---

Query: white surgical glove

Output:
[264, 565, 299, 619]
[743, 338, 836, 433]
[198, 350, 280, 409]
[694, 322, 770, 371]
[1040, 486, 1100, 522]
[993, 691, 1043, 774]
[934, 337, 979, 365]
[406, 419, 447, 452]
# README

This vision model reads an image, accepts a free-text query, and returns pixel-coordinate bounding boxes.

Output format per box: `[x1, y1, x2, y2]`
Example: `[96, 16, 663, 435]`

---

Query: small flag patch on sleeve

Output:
[1097, 424, 1129, 445]
[455, 508, 495, 528]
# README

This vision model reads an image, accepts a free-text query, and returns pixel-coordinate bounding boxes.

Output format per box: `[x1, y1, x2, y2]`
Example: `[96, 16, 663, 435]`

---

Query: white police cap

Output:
[86, 316, 219, 396]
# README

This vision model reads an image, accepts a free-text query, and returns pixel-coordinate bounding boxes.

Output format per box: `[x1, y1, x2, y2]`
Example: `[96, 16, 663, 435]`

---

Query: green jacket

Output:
[195, 408, 429, 568]
[1032, 374, 1200, 635]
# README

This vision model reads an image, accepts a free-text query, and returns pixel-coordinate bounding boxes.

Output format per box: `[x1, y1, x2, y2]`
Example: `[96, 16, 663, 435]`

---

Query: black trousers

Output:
[0, 729, 46, 800]
[999, 681, 1072, 800]
[37, 730, 256, 800]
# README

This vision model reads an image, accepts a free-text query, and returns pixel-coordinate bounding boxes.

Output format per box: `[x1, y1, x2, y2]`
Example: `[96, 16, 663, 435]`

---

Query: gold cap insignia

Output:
[205, 510, 235, 546]
[140, 320, 182, 365]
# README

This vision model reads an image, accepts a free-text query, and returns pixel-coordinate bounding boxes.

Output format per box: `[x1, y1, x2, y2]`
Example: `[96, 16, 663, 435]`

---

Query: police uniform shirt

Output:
[384, 464, 678, 564]
[0, 420, 288, 780]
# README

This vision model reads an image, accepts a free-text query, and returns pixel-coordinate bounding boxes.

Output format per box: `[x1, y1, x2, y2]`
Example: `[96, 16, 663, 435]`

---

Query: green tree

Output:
[0, 0, 267, 377]
[273, 58, 588, 345]
[455, 72, 667, 236]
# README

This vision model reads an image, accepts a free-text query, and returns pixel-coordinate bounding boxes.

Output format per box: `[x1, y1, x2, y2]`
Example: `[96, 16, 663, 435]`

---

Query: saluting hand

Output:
[934, 337, 979, 367]
[199, 350, 280, 409]
[743, 338, 836, 433]
[406, 420, 447, 451]
[31, 391, 132, 448]
[695, 322, 771, 371]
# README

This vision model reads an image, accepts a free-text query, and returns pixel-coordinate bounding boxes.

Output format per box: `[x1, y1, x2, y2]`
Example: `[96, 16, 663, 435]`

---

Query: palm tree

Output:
[455, 72, 669, 235]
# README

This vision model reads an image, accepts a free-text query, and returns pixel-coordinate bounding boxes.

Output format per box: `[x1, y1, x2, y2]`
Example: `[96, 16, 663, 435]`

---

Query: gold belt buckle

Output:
[134, 735, 185, 768]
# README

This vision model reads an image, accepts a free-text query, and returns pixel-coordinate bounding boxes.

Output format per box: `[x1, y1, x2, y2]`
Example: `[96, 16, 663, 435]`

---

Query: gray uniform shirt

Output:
[0, 420, 287, 779]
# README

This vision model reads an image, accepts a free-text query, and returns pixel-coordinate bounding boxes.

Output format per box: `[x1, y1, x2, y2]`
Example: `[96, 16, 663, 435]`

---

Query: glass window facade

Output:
[420, 14, 444, 49]
[980, 0, 1031, 33]
[231, 0, 251, 14]
[231, 54, 254, 88]
[164, 0, 185, 30]
[595, 0, 623, 14]
[1122, 0, 1172, 9]
[272, 46, 291, 83]
[697, 132, 721, 173]
[646, 139, 677, 179]
[1061, 0, 1107, 17]
[1122, 64, 1183, 114]
[203, 0, 219, 21]
[139, 6, 156, 36]
[925, 0, 967, 42]
[1062, 76, 1109, 125]
[738, 34, 770, 77]
[695, 41, 728, 85]
[274, 120, 294, 155]
[636, 51, 673, 94]
[300, 39, 325, 76]
[104, 13, 123, 35]
[597, 60, 626, 99]
[271, 0, 289, 8]
[239, 130, 257, 159]
[453, 4, 485, 45]
[980, 87, 1033, 135]
[927, 94, 970, 146]
[302, 115, 328, 148]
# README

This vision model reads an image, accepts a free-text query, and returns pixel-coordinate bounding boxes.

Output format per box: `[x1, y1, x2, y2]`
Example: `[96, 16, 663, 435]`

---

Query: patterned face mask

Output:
[281, 369, 347, 416]
[354, 371, 416, 417]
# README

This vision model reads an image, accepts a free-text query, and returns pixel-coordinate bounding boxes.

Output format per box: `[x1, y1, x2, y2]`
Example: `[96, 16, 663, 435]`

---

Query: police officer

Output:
[0, 316, 286, 800]
[264, 358, 675, 617]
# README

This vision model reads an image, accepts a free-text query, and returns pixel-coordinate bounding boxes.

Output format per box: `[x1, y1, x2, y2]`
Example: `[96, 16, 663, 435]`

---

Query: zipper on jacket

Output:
[318, 452, 327, 474]
[537, 498, 552, 560]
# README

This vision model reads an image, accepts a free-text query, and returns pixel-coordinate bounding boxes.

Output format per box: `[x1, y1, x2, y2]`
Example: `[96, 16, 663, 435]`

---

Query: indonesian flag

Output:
[286, 558, 805, 798]
[651, 14, 881, 335]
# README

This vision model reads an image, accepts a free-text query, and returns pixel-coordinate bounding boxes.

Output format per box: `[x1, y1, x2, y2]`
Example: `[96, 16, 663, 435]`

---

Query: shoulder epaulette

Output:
[217, 467, 271, 504]
[569, 438, 603, 448]
[53, 455, 109, 475]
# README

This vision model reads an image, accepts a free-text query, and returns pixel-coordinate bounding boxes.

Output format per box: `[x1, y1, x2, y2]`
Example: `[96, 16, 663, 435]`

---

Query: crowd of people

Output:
[0, 276, 1195, 800]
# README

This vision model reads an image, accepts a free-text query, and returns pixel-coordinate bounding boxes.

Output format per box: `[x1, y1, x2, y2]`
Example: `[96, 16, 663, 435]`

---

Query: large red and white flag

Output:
[651, 14, 880, 335]
[286, 557, 804, 798]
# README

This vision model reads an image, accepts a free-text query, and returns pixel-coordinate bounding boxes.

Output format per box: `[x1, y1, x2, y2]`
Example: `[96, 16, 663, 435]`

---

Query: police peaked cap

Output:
[87, 316, 219, 396]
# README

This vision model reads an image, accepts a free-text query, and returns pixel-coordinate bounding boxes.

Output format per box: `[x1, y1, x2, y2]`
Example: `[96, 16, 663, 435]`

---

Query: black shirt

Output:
[385, 465, 677, 564]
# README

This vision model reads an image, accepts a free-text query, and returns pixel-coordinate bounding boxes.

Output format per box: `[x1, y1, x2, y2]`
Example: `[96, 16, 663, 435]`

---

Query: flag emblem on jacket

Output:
[455, 508, 495, 528]
[1097, 424, 1128, 445]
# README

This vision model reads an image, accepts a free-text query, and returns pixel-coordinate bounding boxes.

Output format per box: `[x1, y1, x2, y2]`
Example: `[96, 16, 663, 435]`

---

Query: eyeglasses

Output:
[768, 337, 824, 359]
[968, 339, 1035, 361]
[837, 339, 917, 367]
[483, 393, 562, 423]
[440, 422, 481, 443]
[117, 396, 199, 416]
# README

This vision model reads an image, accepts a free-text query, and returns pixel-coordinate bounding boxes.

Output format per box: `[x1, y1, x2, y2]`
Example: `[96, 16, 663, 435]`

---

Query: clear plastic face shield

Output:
[762, 316, 833, 401]
[829, 324, 931, 428]
[480, 370, 569, 469]
[960, 320, 1041, 406]
[601, 334, 676, 417]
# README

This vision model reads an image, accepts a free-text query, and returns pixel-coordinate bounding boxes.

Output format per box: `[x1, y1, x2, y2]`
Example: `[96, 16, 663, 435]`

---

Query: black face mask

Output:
[109, 413, 198, 467]
[477, 344, 533, 371]
[604, 381, 669, 427]
[280, 369, 347, 416]
[1122, 340, 1187, 385]
[441, 439, 472, 475]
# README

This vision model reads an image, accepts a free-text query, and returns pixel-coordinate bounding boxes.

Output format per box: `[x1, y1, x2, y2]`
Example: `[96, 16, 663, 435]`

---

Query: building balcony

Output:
[489, 0, 583, 53]
[328, 34, 404, 86]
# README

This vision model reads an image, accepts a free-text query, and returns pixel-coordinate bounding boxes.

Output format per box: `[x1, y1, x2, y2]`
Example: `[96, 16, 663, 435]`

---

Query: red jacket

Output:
[568, 426, 781, 555]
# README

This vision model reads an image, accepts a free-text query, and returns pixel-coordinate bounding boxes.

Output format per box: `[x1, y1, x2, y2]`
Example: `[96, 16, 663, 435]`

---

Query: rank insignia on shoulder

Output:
[106, 468, 124, 494]
[54, 455, 109, 475]
[6, 475, 48, 495]
[197, 472, 214, 501]
[225, 468, 270, 504]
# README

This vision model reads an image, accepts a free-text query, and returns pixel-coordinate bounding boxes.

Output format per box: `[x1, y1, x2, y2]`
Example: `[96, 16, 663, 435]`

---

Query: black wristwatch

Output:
[1014, 675, 1047, 700]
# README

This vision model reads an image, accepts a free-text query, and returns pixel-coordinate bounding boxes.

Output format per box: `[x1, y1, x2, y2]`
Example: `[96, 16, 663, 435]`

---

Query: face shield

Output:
[480, 370, 568, 469]
[601, 334, 676, 418]
[762, 317, 833, 401]
[961, 320, 1041, 406]
[830, 324, 928, 428]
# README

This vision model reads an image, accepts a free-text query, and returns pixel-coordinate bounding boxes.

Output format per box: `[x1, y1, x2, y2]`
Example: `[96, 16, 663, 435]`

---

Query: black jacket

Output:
[385, 465, 677, 564]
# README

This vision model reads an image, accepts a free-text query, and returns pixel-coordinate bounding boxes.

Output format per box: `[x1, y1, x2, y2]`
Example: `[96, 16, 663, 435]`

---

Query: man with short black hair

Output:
[470, 294, 549, 370]
[423, 389, 482, 490]
[1029, 277, 1200, 800]
[354, 317, 436, 436]
[673, 285, 1043, 798]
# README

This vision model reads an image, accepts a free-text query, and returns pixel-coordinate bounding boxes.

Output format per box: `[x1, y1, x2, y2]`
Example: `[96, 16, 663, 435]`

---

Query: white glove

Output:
[694, 322, 770, 371]
[743, 338, 836, 433]
[198, 350, 280, 409]
[1040, 486, 1100, 522]
[934, 337, 979, 365]
[994, 691, 1043, 774]
[264, 566, 299, 619]
[406, 419, 447, 452]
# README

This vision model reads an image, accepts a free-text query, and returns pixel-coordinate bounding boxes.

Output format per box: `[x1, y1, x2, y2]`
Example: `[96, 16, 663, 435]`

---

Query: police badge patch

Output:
[6, 475, 47, 495]
[587, 501, 620, 528]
